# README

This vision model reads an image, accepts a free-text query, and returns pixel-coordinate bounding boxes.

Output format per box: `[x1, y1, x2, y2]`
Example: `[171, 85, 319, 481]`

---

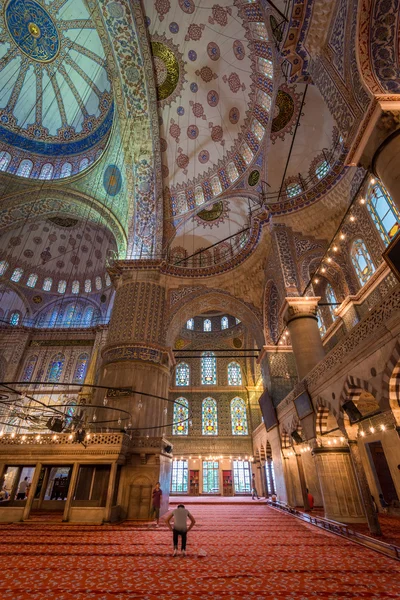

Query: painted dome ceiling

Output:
[0, 0, 113, 177]
[145, 0, 273, 219]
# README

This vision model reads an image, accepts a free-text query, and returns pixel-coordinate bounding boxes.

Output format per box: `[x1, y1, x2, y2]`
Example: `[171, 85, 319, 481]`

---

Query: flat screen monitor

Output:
[258, 388, 278, 431]
[294, 390, 314, 419]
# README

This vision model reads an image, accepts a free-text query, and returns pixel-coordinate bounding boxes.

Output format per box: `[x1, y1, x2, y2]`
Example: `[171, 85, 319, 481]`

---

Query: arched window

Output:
[202, 398, 218, 435]
[316, 160, 329, 180]
[317, 310, 326, 336]
[350, 239, 375, 286]
[9, 311, 20, 326]
[11, 267, 23, 282]
[46, 353, 65, 383]
[211, 175, 222, 196]
[26, 273, 38, 288]
[84, 279, 92, 293]
[0, 151, 11, 171]
[228, 362, 242, 386]
[58, 280, 67, 294]
[60, 163, 72, 178]
[73, 353, 89, 384]
[17, 159, 33, 178]
[287, 183, 302, 197]
[325, 284, 338, 321]
[172, 398, 189, 435]
[49, 307, 59, 327]
[64, 400, 77, 427]
[22, 355, 37, 382]
[227, 162, 239, 182]
[79, 158, 89, 172]
[201, 352, 216, 385]
[72, 280, 79, 294]
[195, 186, 204, 206]
[176, 363, 190, 386]
[43, 277, 52, 291]
[64, 304, 76, 327]
[39, 163, 54, 180]
[186, 318, 194, 330]
[0, 260, 9, 276]
[366, 182, 400, 244]
[105, 273, 111, 287]
[203, 319, 212, 332]
[95, 276, 102, 290]
[221, 316, 229, 330]
[231, 397, 248, 435]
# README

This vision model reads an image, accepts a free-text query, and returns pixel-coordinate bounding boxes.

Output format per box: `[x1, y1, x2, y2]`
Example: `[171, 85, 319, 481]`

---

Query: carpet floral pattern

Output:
[0, 505, 399, 599]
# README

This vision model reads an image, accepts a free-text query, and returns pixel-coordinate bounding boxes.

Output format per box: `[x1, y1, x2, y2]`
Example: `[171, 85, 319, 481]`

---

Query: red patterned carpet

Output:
[0, 504, 400, 599]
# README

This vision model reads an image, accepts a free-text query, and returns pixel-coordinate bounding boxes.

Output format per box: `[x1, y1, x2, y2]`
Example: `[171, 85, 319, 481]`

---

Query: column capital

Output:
[280, 296, 321, 325]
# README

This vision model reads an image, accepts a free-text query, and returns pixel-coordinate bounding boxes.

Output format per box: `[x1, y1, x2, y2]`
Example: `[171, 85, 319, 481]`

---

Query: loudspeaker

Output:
[46, 417, 64, 433]
[342, 400, 363, 423]
[164, 444, 172, 454]
[291, 429, 303, 444]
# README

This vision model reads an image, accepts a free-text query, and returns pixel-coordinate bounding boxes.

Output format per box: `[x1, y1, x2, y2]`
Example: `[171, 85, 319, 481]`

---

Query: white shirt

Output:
[172, 507, 193, 532]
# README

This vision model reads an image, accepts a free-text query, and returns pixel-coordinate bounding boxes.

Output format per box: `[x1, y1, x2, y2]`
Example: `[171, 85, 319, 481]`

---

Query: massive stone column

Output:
[313, 447, 366, 523]
[98, 263, 173, 519]
[281, 297, 325, 380]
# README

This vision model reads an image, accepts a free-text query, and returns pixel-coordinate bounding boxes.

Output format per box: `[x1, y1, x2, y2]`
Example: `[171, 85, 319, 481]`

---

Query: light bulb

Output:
[360, 431, 366, 437]
[68, 434, 73, 440]
[321, 267, 326, 273]
[370, 177, 376, 185]
[314, 278, 319, 284]
[380, 424, 386, 431]
[332, 246, 338, 252]
[327, 257, 332, 263]
[360, 198, 365, 204]
[370, 426, 375, 433]
[92, 414, 97, 422]
[128, 421, 132, 428]
[350, 215, 356, 222]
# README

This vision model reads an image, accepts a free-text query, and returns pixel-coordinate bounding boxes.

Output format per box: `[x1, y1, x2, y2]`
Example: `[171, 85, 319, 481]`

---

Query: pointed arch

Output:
[202, 398, 218, 435]
[172, 397, 189, 435]
[230, 397, 248, 435]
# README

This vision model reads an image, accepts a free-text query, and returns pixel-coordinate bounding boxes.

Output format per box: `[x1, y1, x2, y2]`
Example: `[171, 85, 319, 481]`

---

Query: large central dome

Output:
[0, 0, 113, 178]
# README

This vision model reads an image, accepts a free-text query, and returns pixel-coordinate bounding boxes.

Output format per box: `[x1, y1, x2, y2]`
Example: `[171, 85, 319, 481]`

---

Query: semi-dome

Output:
[0, 0, 113, 179]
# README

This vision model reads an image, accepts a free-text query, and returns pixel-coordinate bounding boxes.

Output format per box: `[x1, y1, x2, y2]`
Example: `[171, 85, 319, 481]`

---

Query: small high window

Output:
[228, 362, 242, 386]
[82, 306, 94, 327]
[201, 352, 216, 385]
[58, 280, 67, 294]
[325, 284, 338, 321]
[186, 318, 194, 330]
[202, 398, 218, 435]
[17, 160, 33, 178]
[172, 398, 189, 435]
[176, 363, 190, 386]
[221, 316, 229, 330]
[73, 353, 89, 384]
[227, 162, 239, 182]
[316, 160, 329, 180]
[84, 279, 92, 293]
[46, 353, 65, 383]
[0, 152, 11, 171]
[0, 260, 9, 276]
[11, 267, 23, 282]
[203, 319, 212, 332]
[9, 311, 21, 326]
[72, 280, 79, 294]
[39, 163, 54, 180]
[287, 183, 302, 198]
[95, 276, 102, 290]
[43, 277, 52, 292]
[105, 273, 111, 286]
[26, 273, 38, 288]
[79, 158, 90, 172]
[60, 163, 72, 178]
[350, 239, 375, 286]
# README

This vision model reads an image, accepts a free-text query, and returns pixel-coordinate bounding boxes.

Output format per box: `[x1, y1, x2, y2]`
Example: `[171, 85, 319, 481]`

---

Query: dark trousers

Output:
[173, 529, 187, 550]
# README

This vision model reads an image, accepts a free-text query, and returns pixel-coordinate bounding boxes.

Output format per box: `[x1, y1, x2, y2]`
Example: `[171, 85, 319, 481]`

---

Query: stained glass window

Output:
[176, 363, 190, 386]
[95, 276, 102, 290]
[241, 143, 253, 165]
[228, 363, 242, 386]
[171, 460, 188, 492]
[350, 239, 375, 286]
[172, 398, 189, 435]
[195, 186, 204, 206]
[26, 273, 38, 288]
[186, 318, 194, 330]
[72, 280, 79, 294]
[22, 355, 37, 382]
[203, 319, 212, 332]
[82, 306, 94, 327]
[231, 397, 248, 435]
[317, 310, 326, 335]
[258, 90, 272, 112]
[105, 273, 111, 287]
[84, 279, 92, 293]
[201, 352, 216, 384]
[211, 176, 222, 196]
[46, 353, 65, 383]
[49, 307, 59, 327]
[79, 158, 89, 172]
[0, 260, 9, 276]
[39, 163, 54, 180]
[43, 277, 52, 291]
[9, 312, 20, 326]
[64, 400, 77, 427]
[203, 461, 219, 492]
[17, 159, 33, 178]
[251, 22, 268, 39]
[60, 163, 72, 178]
[202, 398, 218, 435]
[64, 304, 76, 327]
[325, 284, 338, 320]
[258, 57, 273, 78]
[221, 316, 229, 330]
[251, 119, 265, 141]
[227, 162, 239, 182]
[316, 160, 329, 180]
[11, 267, 23, 282]
[366, 182, 400, 244]
[0, 151, 11, 171]
[287, 183, 302, 197]
[73, 353, 89, 384]
[58, 280, 66, 294]
[233, 460, 251, 492]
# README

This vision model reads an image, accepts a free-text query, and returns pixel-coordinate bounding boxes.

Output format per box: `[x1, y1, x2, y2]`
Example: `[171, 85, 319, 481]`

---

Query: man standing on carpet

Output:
[251, 473, 260, 500]
[165, 504, 196, 557]
[151, 482, 162, 526]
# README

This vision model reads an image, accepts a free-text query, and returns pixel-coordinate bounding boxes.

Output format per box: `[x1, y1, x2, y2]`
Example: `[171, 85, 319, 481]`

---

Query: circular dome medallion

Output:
[151, 41, 180, 101]
[6, 0, 60, 63]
